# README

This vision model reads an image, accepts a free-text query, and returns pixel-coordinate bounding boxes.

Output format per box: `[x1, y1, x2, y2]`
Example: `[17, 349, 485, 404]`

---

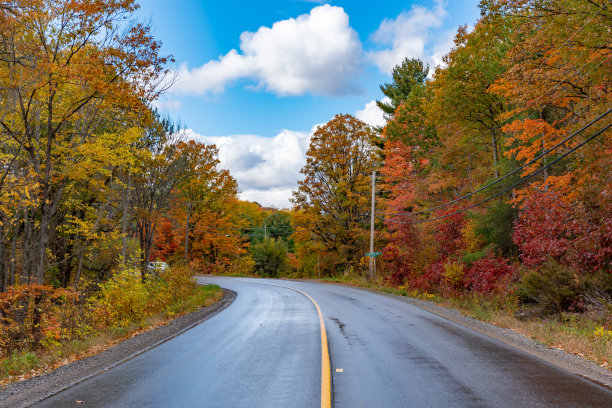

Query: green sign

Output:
[366, 252, 382, 257]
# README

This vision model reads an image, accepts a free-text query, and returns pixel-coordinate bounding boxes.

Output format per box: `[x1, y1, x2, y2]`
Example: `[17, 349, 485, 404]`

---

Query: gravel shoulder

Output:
[361, 285, 612, 390]
[0, 289, 236, 408]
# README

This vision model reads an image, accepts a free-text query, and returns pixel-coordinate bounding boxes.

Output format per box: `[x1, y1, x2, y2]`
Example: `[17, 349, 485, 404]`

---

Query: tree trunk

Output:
[121, 172, 131, 261]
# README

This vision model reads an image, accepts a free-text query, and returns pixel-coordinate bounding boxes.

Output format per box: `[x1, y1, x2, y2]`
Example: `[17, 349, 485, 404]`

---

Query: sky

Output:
[136, 0, 482, 208]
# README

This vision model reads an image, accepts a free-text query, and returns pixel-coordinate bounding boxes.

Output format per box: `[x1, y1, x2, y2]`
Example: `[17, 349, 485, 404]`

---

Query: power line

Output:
[378, 121, 611, 225]
[379, 108, 611, 216]
[438, 49, 611, 161]
[420, 3, 610, 160]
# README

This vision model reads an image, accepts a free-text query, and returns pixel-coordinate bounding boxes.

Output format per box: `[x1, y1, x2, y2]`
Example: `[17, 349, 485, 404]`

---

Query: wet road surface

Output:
[34, 277, 612, 407]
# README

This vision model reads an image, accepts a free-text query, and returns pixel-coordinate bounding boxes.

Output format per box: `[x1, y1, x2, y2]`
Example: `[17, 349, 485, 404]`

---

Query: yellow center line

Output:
[274, 284, 332, 408]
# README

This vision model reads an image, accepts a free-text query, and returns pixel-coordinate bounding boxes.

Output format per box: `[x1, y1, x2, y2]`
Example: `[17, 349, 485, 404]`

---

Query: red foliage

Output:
[0, 284, 81, 353]
[151, 218, 179, 262]
[465, 255, 518, 294]
[380, 140, 421, 285]
[411, 261, 446, 292]
[513, 192, 612, 273]
[382, 222, 420, 286]
[435, 211, 467, 259]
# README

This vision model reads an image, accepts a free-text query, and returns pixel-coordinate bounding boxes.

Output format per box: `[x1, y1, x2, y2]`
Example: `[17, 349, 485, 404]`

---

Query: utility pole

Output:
[184, 200, 190, 263]
[369, 171, 376, 281]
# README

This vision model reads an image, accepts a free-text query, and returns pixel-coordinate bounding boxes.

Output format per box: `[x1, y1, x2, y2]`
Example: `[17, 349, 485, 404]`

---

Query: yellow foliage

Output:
[443, 261, 465, 289]
[97, 268, 150, 328]
[593, 326, 612, 341]
[461, 218, 483, 254]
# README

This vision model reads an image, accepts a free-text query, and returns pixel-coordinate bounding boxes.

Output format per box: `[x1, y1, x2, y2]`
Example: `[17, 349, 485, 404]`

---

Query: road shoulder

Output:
[358, 285, 612, 390]
[0, 289, 236, 408]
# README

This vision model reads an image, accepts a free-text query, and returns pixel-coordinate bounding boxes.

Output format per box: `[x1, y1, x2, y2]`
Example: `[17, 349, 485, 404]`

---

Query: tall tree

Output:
[0, 0, 170, 284]
[132, 119, 185, 277]
[169, 140, 248, 273]
[377, 58, 429, 119]
[292, 114, 378, 274]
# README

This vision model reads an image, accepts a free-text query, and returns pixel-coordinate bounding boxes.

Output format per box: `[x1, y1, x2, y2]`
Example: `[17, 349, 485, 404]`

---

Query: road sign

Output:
[366, 252, 382, 257]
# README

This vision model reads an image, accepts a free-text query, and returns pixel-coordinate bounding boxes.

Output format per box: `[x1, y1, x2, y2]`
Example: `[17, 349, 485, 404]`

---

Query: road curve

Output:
[33, 277, 612, 408]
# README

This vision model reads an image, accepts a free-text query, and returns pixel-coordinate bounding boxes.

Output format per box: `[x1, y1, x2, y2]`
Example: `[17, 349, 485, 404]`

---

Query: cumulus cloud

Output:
[184, 128, 315, 208]
[368, 0, 449, 74]
[355, 97, 390, 129]
[172, 5, 362, 97]
[183, 98, 395, 208]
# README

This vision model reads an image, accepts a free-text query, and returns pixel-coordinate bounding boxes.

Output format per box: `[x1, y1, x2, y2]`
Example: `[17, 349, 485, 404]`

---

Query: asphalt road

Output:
[34, 277, 612, 408]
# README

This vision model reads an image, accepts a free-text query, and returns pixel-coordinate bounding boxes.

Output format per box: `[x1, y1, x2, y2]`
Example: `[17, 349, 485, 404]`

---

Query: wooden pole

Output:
[369, 171, 376, 281]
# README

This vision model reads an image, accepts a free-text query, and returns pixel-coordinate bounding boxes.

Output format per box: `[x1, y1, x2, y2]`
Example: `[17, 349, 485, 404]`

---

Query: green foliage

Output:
[518, 261, 581, 314]
[462, 248, 490, 265]
[263, 212, 295, 251]
[474, 201, 518, 256]
[377, 57, 429, 117]
[1, 351, 38, 378]
[251, 238, 289, 278]
[249, 212, 295, 252]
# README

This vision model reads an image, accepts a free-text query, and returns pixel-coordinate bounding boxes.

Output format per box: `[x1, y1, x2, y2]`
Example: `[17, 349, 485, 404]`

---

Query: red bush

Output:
[514, 191, 612, 273]
[465, 255, 518, 294]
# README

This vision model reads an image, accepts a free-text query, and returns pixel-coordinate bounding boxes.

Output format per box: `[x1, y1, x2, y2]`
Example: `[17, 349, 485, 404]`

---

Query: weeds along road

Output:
[34, 277, 612, 408]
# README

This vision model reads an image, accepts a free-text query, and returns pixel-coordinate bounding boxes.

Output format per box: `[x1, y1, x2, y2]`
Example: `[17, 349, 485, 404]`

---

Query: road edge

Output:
[0, 288, 236, 408]
[354, 285, 612, 390]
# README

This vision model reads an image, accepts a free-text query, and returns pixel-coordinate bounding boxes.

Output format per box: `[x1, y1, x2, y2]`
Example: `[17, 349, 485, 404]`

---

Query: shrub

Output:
[514, 191, 612, 273]
[411, 260, 467, 294]
[97, 268, 150, 328]
[0, 284, 88, 355]
[251, 238, 289, 277]
[411, 261, 445, 292]
[518, 261, 582, 314]
[1, 351, 38, 377]
[580, 270, 612, 312]
[466, 255, 518, 294]
[443, 261, 466, 290]
[158, 266, 196, 304]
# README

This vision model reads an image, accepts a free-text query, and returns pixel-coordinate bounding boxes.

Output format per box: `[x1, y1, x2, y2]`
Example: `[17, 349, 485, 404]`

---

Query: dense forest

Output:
[291, 0, 611, 319]
[0, 0, 610, 372]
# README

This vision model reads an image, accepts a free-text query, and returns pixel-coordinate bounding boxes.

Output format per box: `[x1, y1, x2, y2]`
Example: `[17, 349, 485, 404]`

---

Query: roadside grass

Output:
[418, 295, 611, 369]
[312, 276, 611, 369]
[0, 284, 222, 384]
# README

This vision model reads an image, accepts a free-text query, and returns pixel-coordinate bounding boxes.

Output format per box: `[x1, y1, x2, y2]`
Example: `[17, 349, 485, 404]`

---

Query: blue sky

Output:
[136, 0, 481, 208]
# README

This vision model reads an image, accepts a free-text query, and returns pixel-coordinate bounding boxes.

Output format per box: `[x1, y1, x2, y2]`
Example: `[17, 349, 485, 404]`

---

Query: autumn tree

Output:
[164, 140, 249, 274]
[488, 0, 611, 276]
[489, 0, 611, 199]
[131, 119, 186, 277]
[292, 114, 378, 275]
[427, 11, 513, 183]
[0, 0, 170, 286]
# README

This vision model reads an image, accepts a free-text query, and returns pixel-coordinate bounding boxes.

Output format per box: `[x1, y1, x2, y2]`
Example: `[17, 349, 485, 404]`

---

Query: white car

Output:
[147, 261, 169, 274]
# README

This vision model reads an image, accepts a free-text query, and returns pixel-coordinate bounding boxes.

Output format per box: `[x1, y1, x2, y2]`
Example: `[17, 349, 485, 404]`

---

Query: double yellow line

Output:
[275, 285, 332, 408]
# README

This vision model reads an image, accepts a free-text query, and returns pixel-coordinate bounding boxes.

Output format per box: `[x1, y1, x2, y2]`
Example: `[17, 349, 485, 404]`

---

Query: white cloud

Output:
[368, 0, 449, 74]
[239, 188, 297, 208]
[172, 5, 362, 97]
[184, 127, 316, 209]
[151, 97, 182, 112]
[355, 97, 390, 128]
[182, 98, 393, 208]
